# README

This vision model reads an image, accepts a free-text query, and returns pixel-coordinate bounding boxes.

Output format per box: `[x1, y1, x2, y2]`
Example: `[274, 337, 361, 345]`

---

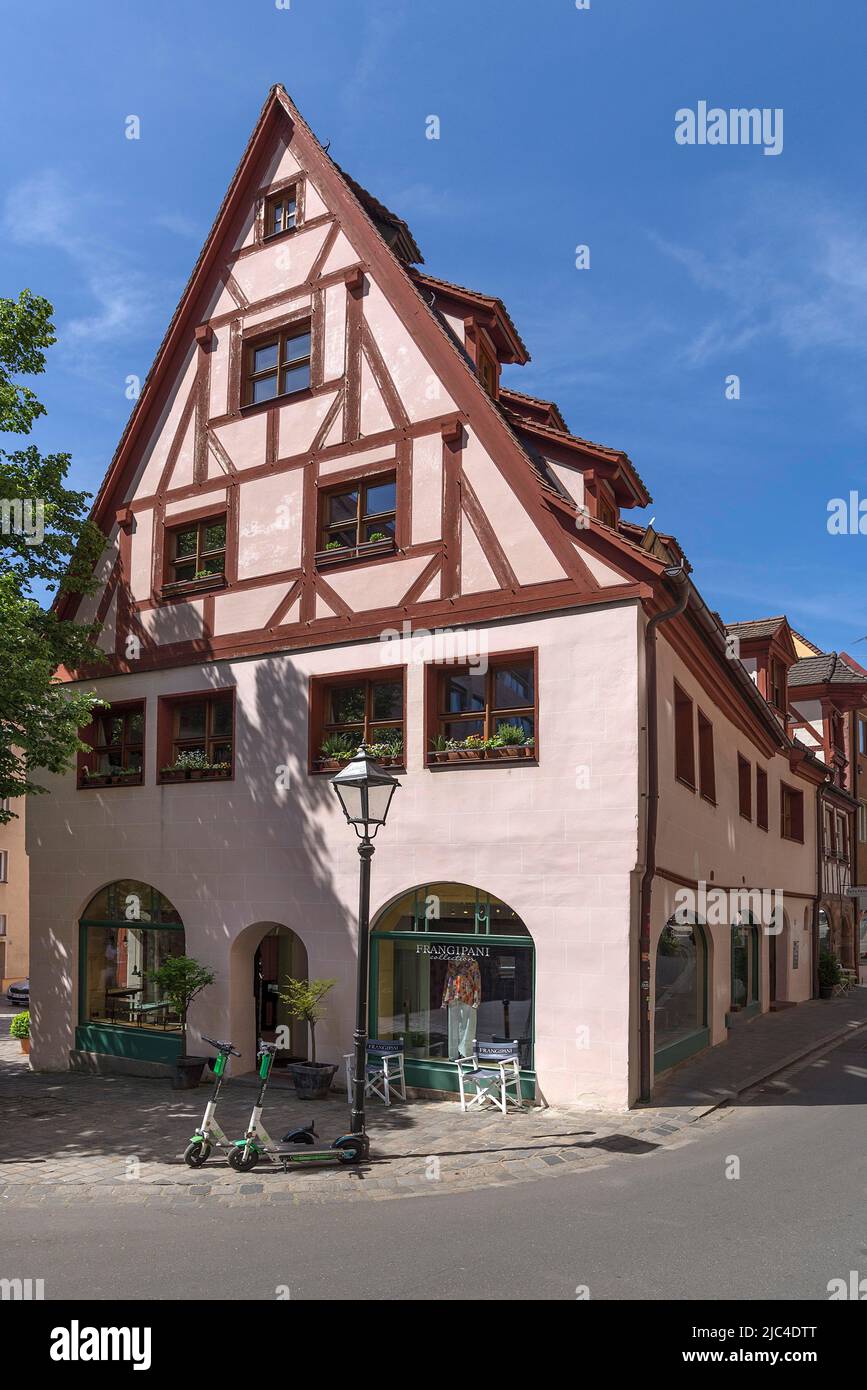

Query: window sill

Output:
[160, 574, 226, 600]
[427, 748, 536, 767]
[675, 775, 696, 793]
[757, 821, 769, 833]
[158, 768, 234, 785]
[699, 792, 717, 807]
[739, 812, 753, 823]
[262, 225, 299, 244]
[78, 773, 144, 790]
[311, 757, 405, 775]
[316, 539, 396, 568]
[783, 834, 805, 845]
[240, 386, 313, 415]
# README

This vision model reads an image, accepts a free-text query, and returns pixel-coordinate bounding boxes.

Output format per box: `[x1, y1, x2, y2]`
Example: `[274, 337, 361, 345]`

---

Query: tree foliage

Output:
[0, 290, 106, 820]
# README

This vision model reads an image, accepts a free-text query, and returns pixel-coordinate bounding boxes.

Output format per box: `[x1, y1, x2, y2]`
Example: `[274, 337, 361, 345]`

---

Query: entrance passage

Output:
[253, 925, 308, 1057]
[371, 883, 535, 1096]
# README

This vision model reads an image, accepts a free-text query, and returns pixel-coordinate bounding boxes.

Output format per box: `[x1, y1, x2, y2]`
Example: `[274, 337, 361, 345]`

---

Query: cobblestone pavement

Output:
[0, 1040, 720, 1208]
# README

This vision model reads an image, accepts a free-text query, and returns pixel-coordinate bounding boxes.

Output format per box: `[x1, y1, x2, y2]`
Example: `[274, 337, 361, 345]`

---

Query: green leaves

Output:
[0, 291, 108, 818]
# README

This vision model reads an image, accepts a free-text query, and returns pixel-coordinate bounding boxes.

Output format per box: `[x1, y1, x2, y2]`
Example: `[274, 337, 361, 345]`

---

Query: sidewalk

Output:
[651, 989, 867, 1109]
[1, 993, 864, 1208]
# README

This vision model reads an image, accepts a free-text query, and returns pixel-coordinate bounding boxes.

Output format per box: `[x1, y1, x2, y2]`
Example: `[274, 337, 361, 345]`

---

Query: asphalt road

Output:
[2, 1029, 865, 1301]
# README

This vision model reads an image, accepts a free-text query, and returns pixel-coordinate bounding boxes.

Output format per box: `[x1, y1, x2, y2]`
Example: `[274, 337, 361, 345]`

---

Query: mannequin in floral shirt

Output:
[443, 953, 481, 1059]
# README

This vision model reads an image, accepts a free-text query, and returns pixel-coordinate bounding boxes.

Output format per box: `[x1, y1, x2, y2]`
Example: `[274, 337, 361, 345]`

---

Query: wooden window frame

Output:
[242, 322, 312, 408]
[263, 184, 299, 241]
[424, 649, 538, 767]
[756, 765, 769, 832]
[697, 708, 716, 805]
[780, 782, 805, 844]
[157, 689, 236, 785]
[255, 175, 306, 247]
[769, 657, 787, 713]
[308, 668, 407, 774]
[315, 470, 398, 567]
[0, 850, 7, 883]
[162, 512, 228, 596]
[859, 717, 867, 757]
[77, 700, 146, 790]
[674, 682, 696, 791]
[858, 801, 867, 843]
[737, 754, 752, 822]
[477, 344, 499, 400]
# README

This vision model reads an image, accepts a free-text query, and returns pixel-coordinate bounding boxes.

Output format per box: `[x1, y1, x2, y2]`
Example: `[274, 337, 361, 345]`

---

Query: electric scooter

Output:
[227, 1041, 368, 1171]
[183, 1036, 241, 1168]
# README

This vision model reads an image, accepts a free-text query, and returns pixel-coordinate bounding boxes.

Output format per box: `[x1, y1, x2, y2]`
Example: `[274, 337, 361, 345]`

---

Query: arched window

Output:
[79, 881, 185, 1046]
[372, 883, 533, 1093]
[654, 917, 709, 1071]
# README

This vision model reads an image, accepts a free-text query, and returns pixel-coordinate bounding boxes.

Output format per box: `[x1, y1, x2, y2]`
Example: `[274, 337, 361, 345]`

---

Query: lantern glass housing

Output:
[330, 746, 400, 832]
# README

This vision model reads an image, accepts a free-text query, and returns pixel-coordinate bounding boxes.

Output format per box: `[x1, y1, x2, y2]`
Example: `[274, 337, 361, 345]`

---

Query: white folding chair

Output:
[343, 1039, 407, 1105]
[456, 1041, 524, 1114]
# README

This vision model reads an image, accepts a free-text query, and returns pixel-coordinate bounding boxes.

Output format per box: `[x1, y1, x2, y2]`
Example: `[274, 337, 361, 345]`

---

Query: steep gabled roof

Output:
[499, 387, 568, 432]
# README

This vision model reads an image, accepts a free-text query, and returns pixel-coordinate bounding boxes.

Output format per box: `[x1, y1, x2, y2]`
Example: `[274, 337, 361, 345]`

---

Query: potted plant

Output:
[818, 949, 842, 1000]
[367, 730, 403, 765]
[428, 734, 449, 764]
[488, 723, 534, 759]
[279, 977, 338, 1099]
[10, 1010, 30, 1055]
[147, 955, 215, 1088]
[160, 750, 231, 782]
[317, 733, 355, 770]
[459, 733, 486, 760]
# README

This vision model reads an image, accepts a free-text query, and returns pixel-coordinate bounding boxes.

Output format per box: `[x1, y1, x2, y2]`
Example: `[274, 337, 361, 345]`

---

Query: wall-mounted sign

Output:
[792, 940, 799, 969]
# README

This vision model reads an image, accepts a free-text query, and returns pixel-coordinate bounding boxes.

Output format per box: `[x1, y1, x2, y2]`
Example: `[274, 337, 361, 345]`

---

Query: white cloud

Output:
[3, 170, 155, 345]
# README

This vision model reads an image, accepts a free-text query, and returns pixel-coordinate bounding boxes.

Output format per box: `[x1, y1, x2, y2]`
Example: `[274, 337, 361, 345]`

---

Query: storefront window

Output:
[655, 919, 707, 1057]
[80, 881, 185, 1033]
[373, 883, 533, 1070]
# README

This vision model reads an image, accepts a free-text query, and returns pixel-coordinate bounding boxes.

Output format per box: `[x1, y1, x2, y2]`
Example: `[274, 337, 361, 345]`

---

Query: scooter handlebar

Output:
[202, 1036, 241, 1057]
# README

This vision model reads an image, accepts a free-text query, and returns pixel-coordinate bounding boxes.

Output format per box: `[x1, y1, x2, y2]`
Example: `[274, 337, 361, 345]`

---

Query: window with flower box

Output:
[158, 691, 234, 783]
[316, 474, 397, 566]
[78, 703, 145, 789]
[426, 654, 536, 764]
[310, 672, 405, 771]
[163, 515, 227, 595]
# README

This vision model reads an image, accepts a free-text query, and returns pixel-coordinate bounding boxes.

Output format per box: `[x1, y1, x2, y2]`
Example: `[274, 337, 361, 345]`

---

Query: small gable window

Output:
[477, 346, 498, 399]
[264, 187, 297, 238]
[165, 515, 227, 590]
[317, 473, 397, 563]
[244, 324, 311, 405]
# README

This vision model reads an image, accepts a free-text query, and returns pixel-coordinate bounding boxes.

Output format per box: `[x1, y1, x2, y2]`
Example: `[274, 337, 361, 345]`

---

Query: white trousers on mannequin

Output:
[448, 1002, 478, 1059]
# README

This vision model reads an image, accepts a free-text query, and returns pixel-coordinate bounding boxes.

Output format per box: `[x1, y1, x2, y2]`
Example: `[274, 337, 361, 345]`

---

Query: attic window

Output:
[597, 493, 617, 529]
[243, 324, 311, 404]
[264, 187, 297, 238]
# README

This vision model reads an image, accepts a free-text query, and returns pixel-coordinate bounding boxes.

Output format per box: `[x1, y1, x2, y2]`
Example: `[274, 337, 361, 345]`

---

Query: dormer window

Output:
[597, 492, 617, 529]
[770, 658, 787, 713]
[243, 324, 311, 405]
[477, 346, 498, 399]
[264, 187, 297, 238]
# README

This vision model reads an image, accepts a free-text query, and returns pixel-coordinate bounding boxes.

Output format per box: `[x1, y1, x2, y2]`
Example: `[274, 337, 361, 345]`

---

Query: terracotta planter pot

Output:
[19, 1038, 31, 1055]
[428, 751, 448, 764]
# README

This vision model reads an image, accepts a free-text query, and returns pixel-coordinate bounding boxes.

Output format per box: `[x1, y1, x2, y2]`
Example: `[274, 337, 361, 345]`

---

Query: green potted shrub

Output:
[10, 1010, 30, 1055]
[317, 733, 355, 770]
[818, 949, 842, 1000]
[429, 734, 449, 764]
[279, 977, 338, 1099]
[147, 956, 215, 1088]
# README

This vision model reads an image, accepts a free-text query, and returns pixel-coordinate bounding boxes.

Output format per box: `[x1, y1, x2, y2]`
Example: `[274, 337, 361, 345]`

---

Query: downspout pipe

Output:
[638, 564, 689, 1104]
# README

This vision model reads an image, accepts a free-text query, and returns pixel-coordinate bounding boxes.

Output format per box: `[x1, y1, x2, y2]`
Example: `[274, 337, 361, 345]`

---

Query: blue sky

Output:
[2, 0, 865, 652]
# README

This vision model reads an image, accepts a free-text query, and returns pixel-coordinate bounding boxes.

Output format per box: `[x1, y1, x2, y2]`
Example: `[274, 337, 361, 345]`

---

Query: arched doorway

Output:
[77, 880, 184, 1064]
[254, 925, 309, 1057]
[371, 883, 534, 1096]
[730, 913, 761, 1019]
[654, 916, 709, 1073]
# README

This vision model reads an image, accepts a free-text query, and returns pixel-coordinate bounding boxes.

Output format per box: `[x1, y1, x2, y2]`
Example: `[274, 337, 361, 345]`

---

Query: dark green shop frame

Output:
[369, 931, 537, 1100]
[76, 918, 184, 1066]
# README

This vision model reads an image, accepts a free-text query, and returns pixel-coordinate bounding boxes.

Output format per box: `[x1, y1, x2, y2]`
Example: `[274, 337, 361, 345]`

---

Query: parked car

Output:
[7, 980, 29, 1006]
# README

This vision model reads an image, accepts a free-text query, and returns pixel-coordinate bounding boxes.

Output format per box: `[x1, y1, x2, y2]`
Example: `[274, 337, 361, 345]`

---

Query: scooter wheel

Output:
[183, 1140, 212, 1168]
[228, 1145, 260, 1173]
[333, 1135, 368, 1164]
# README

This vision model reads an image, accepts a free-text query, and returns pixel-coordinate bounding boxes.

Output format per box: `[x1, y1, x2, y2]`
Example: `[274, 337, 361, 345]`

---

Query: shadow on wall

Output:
[29, 639, 358, 1075]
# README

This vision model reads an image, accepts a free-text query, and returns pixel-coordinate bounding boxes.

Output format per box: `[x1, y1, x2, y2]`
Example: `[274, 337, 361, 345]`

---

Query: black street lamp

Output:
[330, 745, 400, 1155]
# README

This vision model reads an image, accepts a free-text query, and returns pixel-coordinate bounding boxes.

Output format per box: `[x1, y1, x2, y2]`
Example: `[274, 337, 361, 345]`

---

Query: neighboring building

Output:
[26, 87, 829, 1106]
[0, 797, 29, 991]
[787, 643, 867, 978]
[839, 650, 867, 980]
